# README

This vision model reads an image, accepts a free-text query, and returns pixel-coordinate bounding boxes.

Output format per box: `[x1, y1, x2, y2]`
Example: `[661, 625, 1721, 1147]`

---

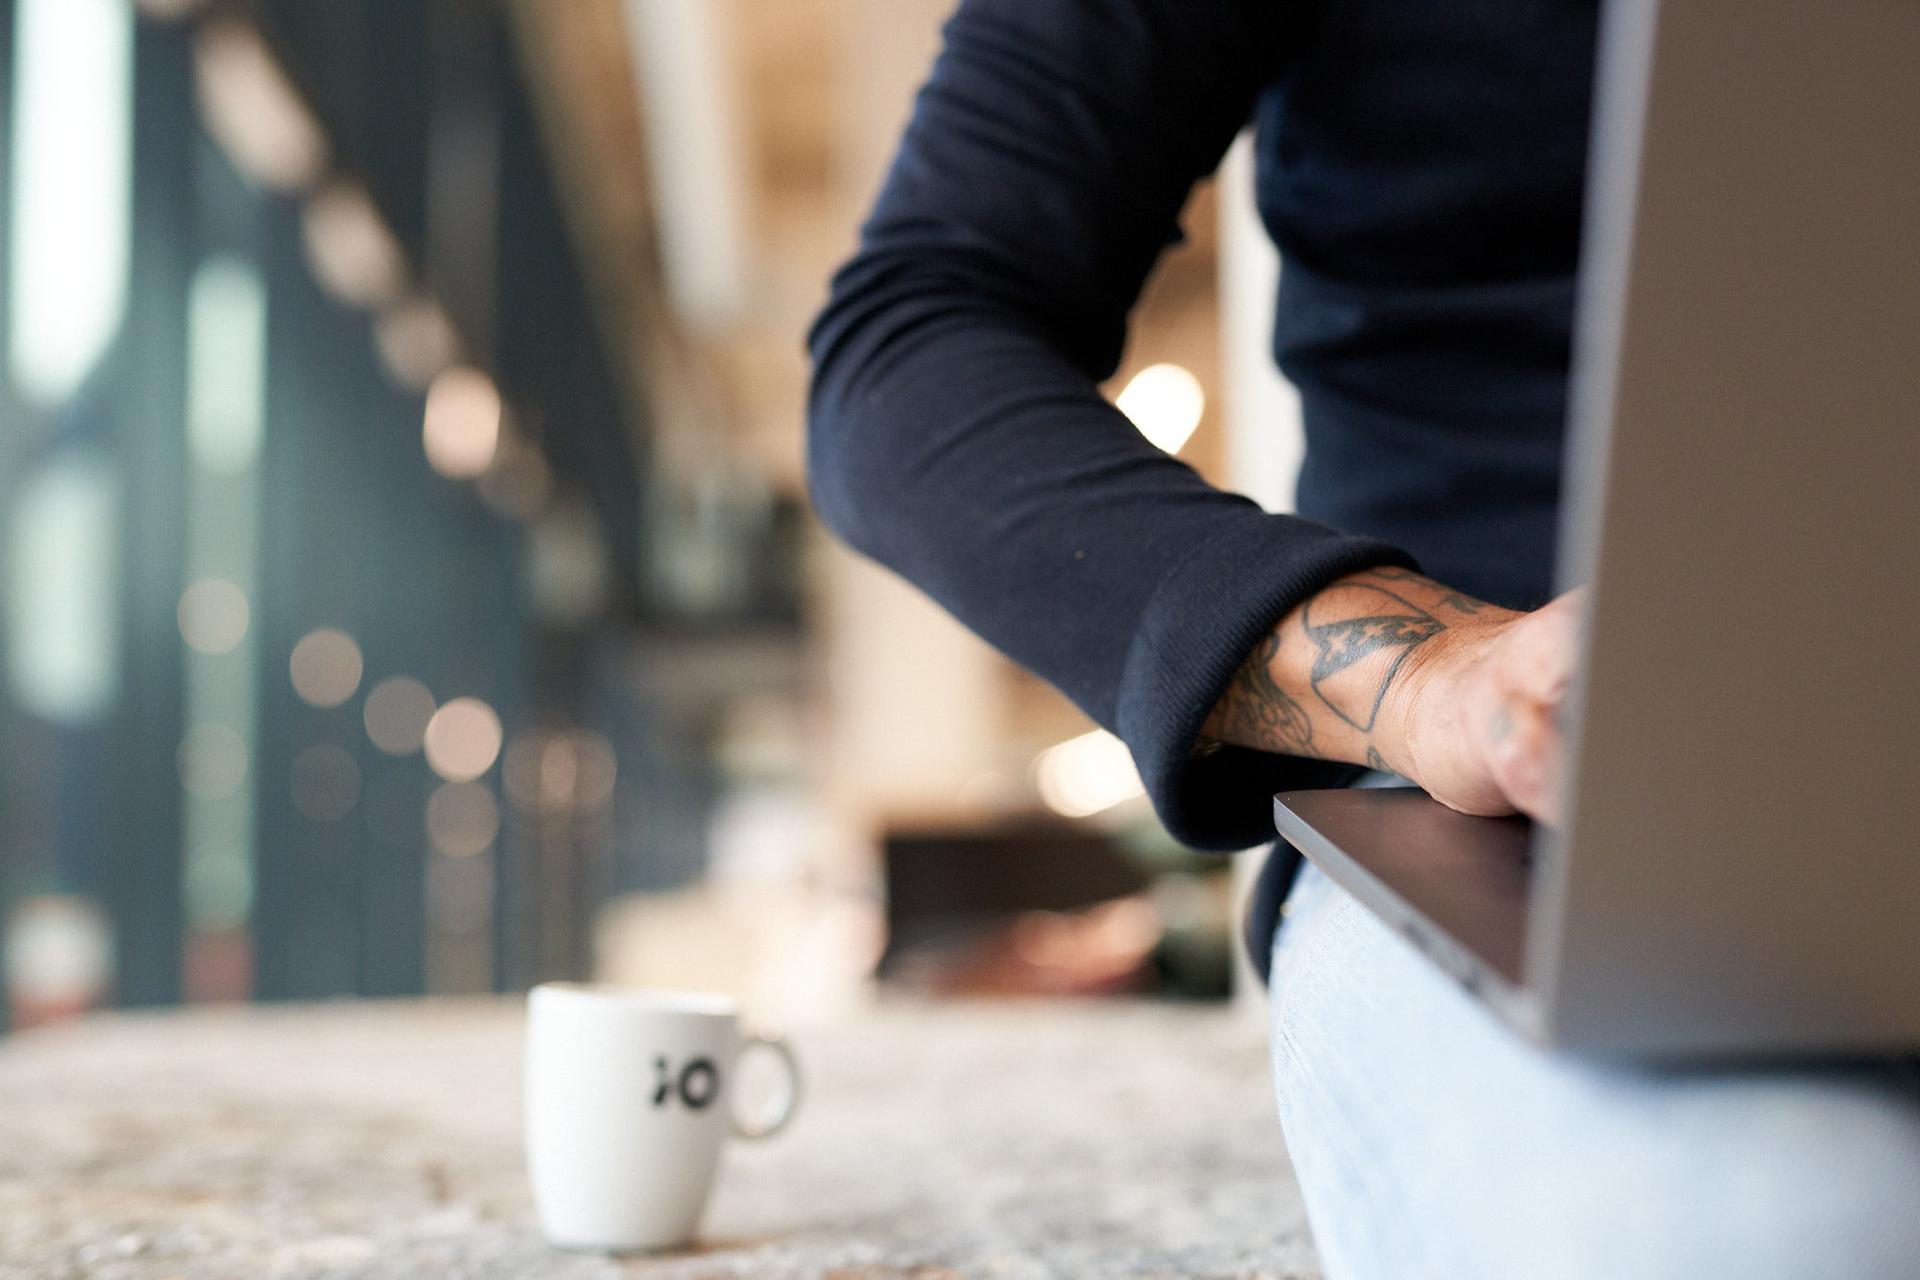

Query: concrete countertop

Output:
[0, 998, 1317, 1279]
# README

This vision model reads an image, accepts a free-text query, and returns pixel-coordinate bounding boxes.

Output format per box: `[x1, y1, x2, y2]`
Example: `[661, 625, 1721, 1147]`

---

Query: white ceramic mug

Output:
[525, 984, 801, 1252]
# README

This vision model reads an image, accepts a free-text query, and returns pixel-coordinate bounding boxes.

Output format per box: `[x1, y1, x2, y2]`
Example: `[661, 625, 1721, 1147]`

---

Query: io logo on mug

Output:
[652, 1054, 721, 1110]
[525, 984, 800, 1253]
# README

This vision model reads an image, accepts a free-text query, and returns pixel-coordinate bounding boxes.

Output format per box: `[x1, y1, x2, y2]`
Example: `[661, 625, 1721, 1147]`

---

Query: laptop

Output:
[1272, 0, 1920, 1059]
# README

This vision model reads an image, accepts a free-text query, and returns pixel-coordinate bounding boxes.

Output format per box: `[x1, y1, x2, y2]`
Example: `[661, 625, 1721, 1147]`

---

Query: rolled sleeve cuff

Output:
[1113, 517, 1417, 850]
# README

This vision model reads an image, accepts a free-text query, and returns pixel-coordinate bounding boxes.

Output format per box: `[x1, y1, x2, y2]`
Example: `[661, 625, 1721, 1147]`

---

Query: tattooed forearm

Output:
[1202, 567, 1503, 772]
[1301, 577, 1445, 732]
[1211, 630, 1314, 754]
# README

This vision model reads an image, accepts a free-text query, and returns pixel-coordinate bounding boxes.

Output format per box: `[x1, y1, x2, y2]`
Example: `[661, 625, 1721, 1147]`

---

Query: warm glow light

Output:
[502, 734, 544, 810]
[177, 578, 249, 655]
[427, 782, 500, 857]
[422, 366, 502, 479]
[363, 677, 435, 756]
[192, 20, 327, 193]
[374, 294, 460, 390]
[564, 731, 618, 811]
[503, 729, 617, 813]
[289, 628, 363, 708]
[424, 697, 503, 782]
[301, 179, 407, 309]
[1034, 729, 1144, 819]
[7, 0, 132, 408]
[1115, 362, 1205, 455]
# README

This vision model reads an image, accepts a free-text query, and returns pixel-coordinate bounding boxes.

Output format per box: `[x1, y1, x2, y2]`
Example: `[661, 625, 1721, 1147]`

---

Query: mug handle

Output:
[731, 1032, 801, 1140]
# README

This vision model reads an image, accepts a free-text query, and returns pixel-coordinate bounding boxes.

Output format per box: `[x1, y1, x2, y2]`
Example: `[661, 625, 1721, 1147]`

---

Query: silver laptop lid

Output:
[1537, 0, 1920, 1055]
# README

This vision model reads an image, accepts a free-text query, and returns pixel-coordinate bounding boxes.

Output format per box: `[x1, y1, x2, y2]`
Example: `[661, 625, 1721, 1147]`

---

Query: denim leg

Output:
[1268, 865, 1920, 1280]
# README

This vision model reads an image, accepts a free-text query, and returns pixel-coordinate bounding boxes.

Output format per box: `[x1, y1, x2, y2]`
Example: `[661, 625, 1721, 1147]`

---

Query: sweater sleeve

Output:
[806, 0, 1416, 850]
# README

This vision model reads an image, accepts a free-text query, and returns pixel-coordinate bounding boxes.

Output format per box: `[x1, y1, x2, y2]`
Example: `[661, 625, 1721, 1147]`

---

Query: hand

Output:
[1201, 568, 1581, 825]
[1391, 591, 1582, 824]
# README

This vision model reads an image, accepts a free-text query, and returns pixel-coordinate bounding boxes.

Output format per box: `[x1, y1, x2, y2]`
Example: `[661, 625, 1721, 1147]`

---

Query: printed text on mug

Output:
[652, 1056, 720, 1110]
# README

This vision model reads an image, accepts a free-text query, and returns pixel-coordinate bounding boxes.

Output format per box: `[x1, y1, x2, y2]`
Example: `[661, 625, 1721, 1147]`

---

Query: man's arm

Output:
[1204, 567, 1580, 823]
[807, 0, 1419, 851]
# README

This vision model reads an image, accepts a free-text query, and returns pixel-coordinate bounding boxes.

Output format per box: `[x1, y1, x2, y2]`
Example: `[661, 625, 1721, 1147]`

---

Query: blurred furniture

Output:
[0, 999, 1317, 1278]
[880, 820, 1156, 994]
[883, 822, 1150, 942]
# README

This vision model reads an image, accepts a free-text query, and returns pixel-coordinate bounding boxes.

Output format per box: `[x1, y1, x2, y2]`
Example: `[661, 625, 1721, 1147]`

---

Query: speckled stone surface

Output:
[0, 999, 1319, 1279]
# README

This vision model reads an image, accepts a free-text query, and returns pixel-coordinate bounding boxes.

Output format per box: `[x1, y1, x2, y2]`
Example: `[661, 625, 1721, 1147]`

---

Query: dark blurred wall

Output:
[0, 0, 658, 1026]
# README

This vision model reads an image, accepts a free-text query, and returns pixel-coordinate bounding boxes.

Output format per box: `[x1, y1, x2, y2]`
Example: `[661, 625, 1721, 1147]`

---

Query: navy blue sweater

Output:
[808, 0, 1596, 957]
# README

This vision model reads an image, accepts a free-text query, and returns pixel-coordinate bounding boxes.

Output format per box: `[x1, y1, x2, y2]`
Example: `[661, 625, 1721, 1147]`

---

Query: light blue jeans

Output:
[1268, 862, 1920, 1279]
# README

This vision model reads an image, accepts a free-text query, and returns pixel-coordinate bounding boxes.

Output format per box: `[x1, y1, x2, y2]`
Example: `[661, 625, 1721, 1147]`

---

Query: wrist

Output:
[1199, 566, 1513, 780]
[1373, 607, 1509, 785]
[1371, 623, 1457, 779]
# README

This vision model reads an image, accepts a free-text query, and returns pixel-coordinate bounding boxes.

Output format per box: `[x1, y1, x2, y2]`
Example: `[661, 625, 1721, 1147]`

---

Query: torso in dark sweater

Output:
[1260, 0, 1597, 610]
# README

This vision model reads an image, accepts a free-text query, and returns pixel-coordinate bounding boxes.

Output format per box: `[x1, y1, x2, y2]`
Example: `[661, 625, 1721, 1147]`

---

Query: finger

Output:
[1482, 695, 1564, 825]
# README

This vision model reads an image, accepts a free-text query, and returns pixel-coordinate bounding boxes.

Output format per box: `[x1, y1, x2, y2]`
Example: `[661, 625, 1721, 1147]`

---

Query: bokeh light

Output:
[177, 722, 248, 799]
[1033, 728, 1144, 818]
[374, 293, 460, 391]
[423, 696, 502, 782]
[501, 733, 545, 810]
[426, 781, 499, 857]
[289, 628, 362, 708]
[422, 365, 501, 479]
[503, 728, 617, 813]
[1115, 362, 1205, 455]
[566, 730, 618, 811]
[191, 19, 327, 194]
[177, 578, 249, 655]
[362, 676, 435, 756]
[538, 734, 578, 808]
[301, 178, 406, 309]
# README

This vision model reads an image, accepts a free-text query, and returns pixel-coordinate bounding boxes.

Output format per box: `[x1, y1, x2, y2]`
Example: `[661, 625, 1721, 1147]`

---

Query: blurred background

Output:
[0, 0, 1308, 1034]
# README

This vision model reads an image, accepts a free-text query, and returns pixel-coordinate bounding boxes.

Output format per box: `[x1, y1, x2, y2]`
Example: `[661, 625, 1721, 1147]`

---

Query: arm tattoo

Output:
[1301, 579, 1445, 732]
[1215, 630, 1314, 755]
[1365, 745, 1392, 773]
